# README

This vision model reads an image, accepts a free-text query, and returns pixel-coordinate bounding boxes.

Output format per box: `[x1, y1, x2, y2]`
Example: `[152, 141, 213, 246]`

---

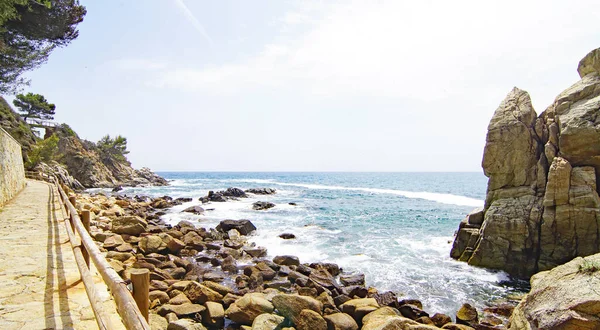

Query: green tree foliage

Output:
[13, 92, 55, 121]
[97, 134, 130, 163]
[25, 133, 58, 169]
[57, 123, 76, 137]
[0, 0, 86, 93]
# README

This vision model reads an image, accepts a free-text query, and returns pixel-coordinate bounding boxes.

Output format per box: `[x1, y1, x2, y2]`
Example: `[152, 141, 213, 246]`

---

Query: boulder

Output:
[182, 205, 204, 214]
[216, 219, 257, 235]
[431, 313, 452, 327]
[139, 235, 168, 254]
[273, 255, 300, 266]
[201, 281, 234, 296]
[225, 292, 274, 325]
[201, 301, 224, 328]
[373, 292, 397, 308]
[253, 201, 275, 210]
[339, 298, 379, 324]
[150, 290, 171, 304]
[221, 255, 238, 273]
[442, 324, 476, 330]
[157, 303, 205, 318]
[323, 313, 359, 330]
[271, 293, 323, 325]
[111, 216, 147, 235]
[251, 313, 285, 330]
[183, 282, 223, 304]
[510, 254, 600, 330]
[296, 309, 327, 330]
[398, 304, 428, 320]
[360, 307, 425, 330]
[455, 303, 478, 327]
[168, 293, 192, 305]
[150, 314, 168, 330]
[340, 273, 365, 287]
[309, 268, 339, 291]
[221, 187, 248, 198]
[245, 188, 277, 195]
[103, 234, 125, 249]
[244, 247, 267, 258]
[166, 319, 207, 330]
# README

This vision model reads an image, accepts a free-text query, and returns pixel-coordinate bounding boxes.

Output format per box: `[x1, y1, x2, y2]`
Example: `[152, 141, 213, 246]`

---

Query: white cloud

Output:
[152, 0, 600, 110]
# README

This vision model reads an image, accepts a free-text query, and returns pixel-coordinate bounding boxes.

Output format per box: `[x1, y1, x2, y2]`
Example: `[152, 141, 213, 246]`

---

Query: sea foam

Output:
[218, 179, 484, 207]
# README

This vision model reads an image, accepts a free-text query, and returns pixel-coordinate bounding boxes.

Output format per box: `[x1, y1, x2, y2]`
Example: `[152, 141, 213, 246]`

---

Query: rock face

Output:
[48, 126, 167, 188]
[509, 253, 600, 329]
[34, 161, 85, 191]
[451, 47, 600, 277]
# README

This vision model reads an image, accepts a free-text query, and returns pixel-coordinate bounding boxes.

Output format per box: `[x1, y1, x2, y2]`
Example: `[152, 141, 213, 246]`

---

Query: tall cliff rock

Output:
[451, 47, 600, 278]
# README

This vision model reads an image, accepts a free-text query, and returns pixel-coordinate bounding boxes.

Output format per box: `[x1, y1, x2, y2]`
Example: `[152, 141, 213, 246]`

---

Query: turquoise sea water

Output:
[104, 172, 526, 316]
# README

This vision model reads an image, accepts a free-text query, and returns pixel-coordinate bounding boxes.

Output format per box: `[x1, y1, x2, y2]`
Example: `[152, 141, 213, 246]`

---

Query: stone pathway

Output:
[0, 179, 125, 330]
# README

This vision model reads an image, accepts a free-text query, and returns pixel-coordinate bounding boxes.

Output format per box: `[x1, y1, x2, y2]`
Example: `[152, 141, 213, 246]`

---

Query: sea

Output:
[96, 172, 527, 316]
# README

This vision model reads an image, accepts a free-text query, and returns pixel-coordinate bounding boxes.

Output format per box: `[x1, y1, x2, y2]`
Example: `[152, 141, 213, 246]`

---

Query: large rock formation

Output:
[509, 253, 600, 329]
[451, 47, 600, 277]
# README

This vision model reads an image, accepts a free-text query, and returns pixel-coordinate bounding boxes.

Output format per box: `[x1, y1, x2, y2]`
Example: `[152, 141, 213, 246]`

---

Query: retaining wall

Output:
[0, 127, 25, 207]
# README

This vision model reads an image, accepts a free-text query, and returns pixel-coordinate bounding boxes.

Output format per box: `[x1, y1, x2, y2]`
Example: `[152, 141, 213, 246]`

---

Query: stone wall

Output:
[0, 127, 25, 207]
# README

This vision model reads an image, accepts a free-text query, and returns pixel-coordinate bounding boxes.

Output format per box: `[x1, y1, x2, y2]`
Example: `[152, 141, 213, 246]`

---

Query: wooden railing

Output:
[26, 172, 151, 330]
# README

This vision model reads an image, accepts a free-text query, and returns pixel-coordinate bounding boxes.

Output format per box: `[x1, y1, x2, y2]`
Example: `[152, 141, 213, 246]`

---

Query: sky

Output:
[13, 0, 600, 171]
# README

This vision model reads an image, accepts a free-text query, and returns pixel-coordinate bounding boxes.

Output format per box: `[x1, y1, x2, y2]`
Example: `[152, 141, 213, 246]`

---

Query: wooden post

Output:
[81, 210, 91, 267]
[68, 196, 77, 230]
[69, 195, 77, 208]
[130, 269, 150, 322]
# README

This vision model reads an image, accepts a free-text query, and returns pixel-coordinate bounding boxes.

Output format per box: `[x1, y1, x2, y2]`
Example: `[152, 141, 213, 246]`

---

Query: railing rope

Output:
[28, 172, 151, 330]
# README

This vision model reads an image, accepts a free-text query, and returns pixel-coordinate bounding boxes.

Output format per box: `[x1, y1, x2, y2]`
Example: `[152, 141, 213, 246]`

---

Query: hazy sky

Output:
[15, 0, 600, 171]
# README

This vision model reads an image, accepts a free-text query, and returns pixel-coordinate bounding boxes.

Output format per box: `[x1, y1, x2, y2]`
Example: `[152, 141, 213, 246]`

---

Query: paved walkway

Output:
[0, 180, 125, 330]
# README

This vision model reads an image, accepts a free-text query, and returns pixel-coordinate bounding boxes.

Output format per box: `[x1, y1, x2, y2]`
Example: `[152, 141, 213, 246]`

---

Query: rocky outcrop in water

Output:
[451, 47, 600, 278]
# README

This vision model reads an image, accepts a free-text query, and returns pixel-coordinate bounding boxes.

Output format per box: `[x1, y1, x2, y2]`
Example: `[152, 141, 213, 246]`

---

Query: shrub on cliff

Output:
[26, 133, 58, 169]
[0, 96, 37, 157]
[97, 134, 130, 164]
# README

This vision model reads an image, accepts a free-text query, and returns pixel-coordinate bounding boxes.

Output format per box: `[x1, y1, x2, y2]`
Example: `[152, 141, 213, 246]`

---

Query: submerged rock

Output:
[253, 201, 275, 210]
[245, 188, 277, 195]
[216, 219, 257, 235]
[278, 233, 296, 239]
[182, 205, 204, 214]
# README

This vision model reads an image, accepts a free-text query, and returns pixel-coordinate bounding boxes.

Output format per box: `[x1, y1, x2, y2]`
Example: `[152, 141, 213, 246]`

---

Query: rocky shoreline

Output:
[76, 186, 516, 330]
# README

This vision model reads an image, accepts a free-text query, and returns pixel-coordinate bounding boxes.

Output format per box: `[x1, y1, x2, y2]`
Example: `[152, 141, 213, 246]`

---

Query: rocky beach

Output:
[74, 185, 515, 330]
